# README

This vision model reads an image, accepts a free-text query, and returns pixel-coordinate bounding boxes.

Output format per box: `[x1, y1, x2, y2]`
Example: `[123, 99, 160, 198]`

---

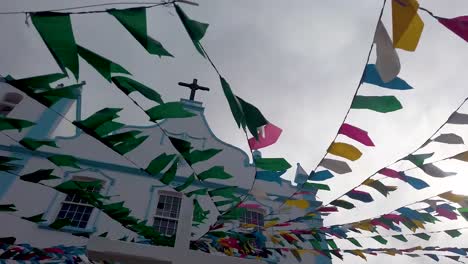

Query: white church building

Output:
[0, 79, 331, 264]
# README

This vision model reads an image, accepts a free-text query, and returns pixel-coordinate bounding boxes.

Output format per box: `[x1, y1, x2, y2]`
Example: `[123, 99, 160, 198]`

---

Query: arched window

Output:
[55, 176, 104, 229]
[0, 92, 23, 116]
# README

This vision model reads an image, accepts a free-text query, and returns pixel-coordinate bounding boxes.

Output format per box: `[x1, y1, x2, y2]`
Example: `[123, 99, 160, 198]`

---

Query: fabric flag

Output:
[437, 16, 468, 42]
[330, 199, 355, 209]
[294, 163, 308, 184]
[351, 95, 403, 113]
[31, 13, 79, 79]
[236, 96, 268, 139]
[255, 170, 286, 185]
[77, 45, 130, 82]
[363, 179, 397, 197]
[404, 174, 430, 189]
[145, 102, 196, 121]
[319, 158, 352, 174]
[248, 123, 283, 150]
[327, 142, 362, 161]
[339, 123, 375, 146]
[174, 4, 209, 58]
[447, 112, 468, 124]
[432, 133, 464, 144]
[420, 163, 457, 178]
[374, 20, 401, 82]
[308, 170, 334, 181]
[220, 77, 244, 128]
[108, 8, 172, 57]
[378, 168, 405, 181]
[404, 152, 433, 166]
[346, 190, 374, 203]
[362, 64, 412, 90]
[111, 76, 163, 104]
[285, 199, 309, 209]
[392, 0, 424, 51]
[452, 151, 468, 162]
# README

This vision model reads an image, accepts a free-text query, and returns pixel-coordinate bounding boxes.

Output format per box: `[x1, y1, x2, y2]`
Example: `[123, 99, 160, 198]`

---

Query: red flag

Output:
[248, 123, 282, 150]
[438, 16, 468, 42]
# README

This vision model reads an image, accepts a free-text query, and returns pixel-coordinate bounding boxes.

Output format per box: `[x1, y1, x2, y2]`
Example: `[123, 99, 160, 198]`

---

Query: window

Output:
[152, 192, 182, 236]
[0, 92, 23, 116]
[240, 209, 265, 227]
[55, 178, 102, 229]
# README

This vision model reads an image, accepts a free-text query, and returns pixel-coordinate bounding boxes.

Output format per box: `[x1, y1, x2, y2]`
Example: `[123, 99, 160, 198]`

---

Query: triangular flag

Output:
[108, 8, 172, 57]
[31, 13, 79, 79]
[309, 170, 334, 181]
[437, 16, 468, 42]
[339, 123, 375, 146]
[447, 112, 468, 124]
[294, 163, 308, 184]
[362, 64, 412, 90]
[77, 45, 130, 82]
[327, 142, 362, 161]
[174, 4, 209, 57]
[319, 158, 352, 174]
[248, 123, 283, 150]
[420, 163, 457, 178]
[374, 20, 401, 82]
[346, 190, 374, 203]
[433, 133, 464, 144]
[255, 170, 286, 185]
[392, 0, 424, 51]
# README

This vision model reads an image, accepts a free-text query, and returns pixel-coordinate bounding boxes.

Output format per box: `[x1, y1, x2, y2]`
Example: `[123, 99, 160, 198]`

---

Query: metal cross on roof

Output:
[178, 79, 210, 101]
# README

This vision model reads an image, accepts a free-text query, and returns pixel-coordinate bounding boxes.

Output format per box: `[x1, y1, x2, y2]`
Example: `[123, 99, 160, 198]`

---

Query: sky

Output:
[1, 0, 468, 263]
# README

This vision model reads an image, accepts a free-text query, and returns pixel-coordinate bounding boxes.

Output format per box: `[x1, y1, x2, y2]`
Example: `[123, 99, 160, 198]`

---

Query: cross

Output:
[178, 79, 210, 101]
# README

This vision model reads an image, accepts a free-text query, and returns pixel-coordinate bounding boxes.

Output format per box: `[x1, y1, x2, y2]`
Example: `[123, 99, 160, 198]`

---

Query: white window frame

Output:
[240, 208, 266, 228]
[41, 169, 114, 234]
[147, 190, 183, 237]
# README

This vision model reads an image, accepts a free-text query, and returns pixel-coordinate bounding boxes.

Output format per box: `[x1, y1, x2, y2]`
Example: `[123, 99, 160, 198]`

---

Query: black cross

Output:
[178, 79, 210, 101]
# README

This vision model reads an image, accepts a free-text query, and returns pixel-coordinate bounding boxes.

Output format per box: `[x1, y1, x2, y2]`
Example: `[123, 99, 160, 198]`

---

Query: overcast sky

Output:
[1, 0, 468, 263]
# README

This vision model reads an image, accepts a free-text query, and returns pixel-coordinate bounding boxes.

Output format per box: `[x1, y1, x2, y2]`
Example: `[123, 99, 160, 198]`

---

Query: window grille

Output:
[153, 193, 182, 236]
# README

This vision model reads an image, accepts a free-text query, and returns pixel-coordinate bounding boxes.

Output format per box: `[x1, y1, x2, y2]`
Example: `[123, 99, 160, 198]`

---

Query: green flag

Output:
[371, 235, 388, 245]
[22, 213, 46, 223]
[48, 155, 80, 169]
[236, 96, 268, 139]
[392, 234, 408, 242]
[31, 13, 79, 79]
[108, 8, 172, 57]
[351, 95, 403, 113]
[220, 77, 245, 128]
[147, 153, 176, 175]
[330, 199, 355, 209]
[77, 45, 130, 82]
[19, 138, 57, 151]
[175, 173, 195, 192]
[75, 108, 122, 131]
[0, 117, 35, 132]
[174, 4, 209, 57]
[49, 218, 72, 230]
[255, 158, 291, 171]
[0, 204, 17, 212]
[20, 169, 60, 183]
[197, 166, 233, 181]
[186, 149, 222, 165]
[145, 102, 196, 121]
[160, 158, 179, 185]
[112, 76, 163, 104]
[38, 83, 83, 107]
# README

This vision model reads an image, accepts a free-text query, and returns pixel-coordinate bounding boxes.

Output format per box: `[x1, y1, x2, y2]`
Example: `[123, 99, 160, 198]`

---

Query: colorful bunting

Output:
[339, 123, 375, 147]
[420, 163, 457, 178]
[309, 170, 334, 181]
[285, 199, 310, 209]
[362, 64, 411, 90]
[363, 179, 397, 197]
[174, 4, 209, 57]
[77, 45, 130, 82]
[197, 166, 233, 181]
[30, 13, 79, 79]
[351, 95, 403, 113]
[255, 170, 286, 185]
[327, 142, 362, 161]
[236, 96, 268, 139]
[374, 20, 401, 82]
[392, 0, 424, 51]
[108, 8, 172, 57]
[255, 158, 291, 171]
[219, 77, 244, 128]
[346, 190, 374, 203]
[248, 123, 283, 150]
[319, 158, 352, 174]
[330, 199, 355, 210]
[437, 16, 468, 42]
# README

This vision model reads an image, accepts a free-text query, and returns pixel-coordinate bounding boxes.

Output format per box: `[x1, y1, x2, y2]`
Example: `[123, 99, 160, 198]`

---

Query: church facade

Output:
[0, 79, 330, 264]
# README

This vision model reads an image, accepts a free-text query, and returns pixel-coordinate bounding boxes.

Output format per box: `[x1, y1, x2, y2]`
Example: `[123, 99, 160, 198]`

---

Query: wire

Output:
[0, 1, 176, 15]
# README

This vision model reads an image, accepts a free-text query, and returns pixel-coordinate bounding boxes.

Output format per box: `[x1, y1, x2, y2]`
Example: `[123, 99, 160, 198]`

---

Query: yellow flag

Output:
[439, 191, 467, 204]
[264, 220, 279, 228]
[351, 250, 367, 260]
[392, 0, 424, 51]
[328, 142, 362, 161]
[452, 151, 468, 162]
[285, 199, 310, 209]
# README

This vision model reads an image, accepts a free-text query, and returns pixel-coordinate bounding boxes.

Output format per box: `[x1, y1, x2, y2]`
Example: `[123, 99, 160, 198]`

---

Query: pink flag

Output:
[371, 219, 390, 230]
[382, 213, 405, 223]
[248, 123, 283, 150]
[378, 168, 405, 181]
[339, 123, 375, 146]
[438, 16, 468, 42]
[238, 203, 262, 209]
[436, 207, 458, 220]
